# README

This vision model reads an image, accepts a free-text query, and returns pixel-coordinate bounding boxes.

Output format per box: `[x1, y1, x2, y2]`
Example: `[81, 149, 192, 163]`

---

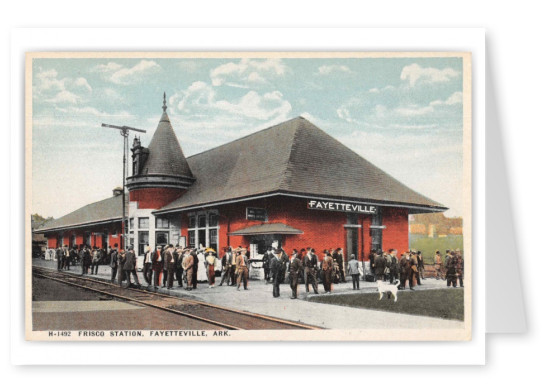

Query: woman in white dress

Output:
[196, 249, 208, 282]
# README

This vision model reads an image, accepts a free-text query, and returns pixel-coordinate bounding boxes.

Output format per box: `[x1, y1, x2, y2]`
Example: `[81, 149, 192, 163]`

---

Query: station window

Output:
[138, 217, 149, 229]
[138, 231, 149, 255]
[156, 217, 169, 229]
[198, 215, 206, 228]
[129, 218, 134, 230]
[209, 214, 218, 227]
[189, 232, 196, 248]
[189, 215, 196, 229]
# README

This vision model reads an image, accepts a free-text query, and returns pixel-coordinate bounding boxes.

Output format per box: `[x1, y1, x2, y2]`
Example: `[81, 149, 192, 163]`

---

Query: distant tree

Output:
[31, 213, 53, 230]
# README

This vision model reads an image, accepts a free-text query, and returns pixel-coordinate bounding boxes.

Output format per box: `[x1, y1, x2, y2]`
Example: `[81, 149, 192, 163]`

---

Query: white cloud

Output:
[317, 65, 352, 75]
[170, 82, 292, 122]
[215, 90, 291, 121]
[400, 63, 460, 87]
[210, 58, 288, 87]
[430, 91, 463, 106]
[73, 77, 92, 92]
[46, 90, 80, 104]
[93, 60, 161, 85]
[394, 104, 435, 117]
[34, 67, 93, 105]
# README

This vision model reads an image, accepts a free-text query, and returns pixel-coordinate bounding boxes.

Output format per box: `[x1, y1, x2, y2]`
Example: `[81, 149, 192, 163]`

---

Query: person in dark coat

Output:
[219, 247, 233, 286]
[81, 246, 92, 275]
[389, 249, 399, 284]
[56, 246, 64, 271]
[174, 246, 184, 288]
[399, 252, 413, 290]
[417, 251, 425, 280]
[333, 248, 345, 283]
[191, 249, 199, 289]
[262, 247, 274, 284]
[321, 250, 334, 293]
[151, 245, 164, 289]
[109, 244, 119, 283]
[271, 248, 285, 297]
[289, 250, 301, 299]
[455, 249, 464, 288]
[164, 244, 175, 289]
[303, 248, 319, 294]
[445, 250, 458, 288]
[368, 249, 376, 280]
[117, 248, 126, 286]
[123, 246, 138, 288]
[374, 249, 386, 281]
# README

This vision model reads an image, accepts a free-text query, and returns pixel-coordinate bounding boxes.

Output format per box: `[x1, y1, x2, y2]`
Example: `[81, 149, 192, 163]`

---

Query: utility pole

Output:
[101, 123, 147, 250]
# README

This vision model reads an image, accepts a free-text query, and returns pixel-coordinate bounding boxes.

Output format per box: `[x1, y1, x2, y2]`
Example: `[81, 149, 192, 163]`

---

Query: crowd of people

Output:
[48, 243, 464, 296]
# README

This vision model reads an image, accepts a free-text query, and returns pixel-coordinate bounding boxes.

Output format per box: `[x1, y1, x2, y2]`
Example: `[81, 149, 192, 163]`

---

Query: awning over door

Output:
[228, 223, 303, 236]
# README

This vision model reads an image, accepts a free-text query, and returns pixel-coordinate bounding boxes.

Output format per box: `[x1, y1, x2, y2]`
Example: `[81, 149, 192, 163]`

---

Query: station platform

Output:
[32, 259, 463, 329]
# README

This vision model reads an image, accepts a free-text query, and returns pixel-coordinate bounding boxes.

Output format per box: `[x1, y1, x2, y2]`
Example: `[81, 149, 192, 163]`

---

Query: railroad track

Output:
[32, 266, 321, 331]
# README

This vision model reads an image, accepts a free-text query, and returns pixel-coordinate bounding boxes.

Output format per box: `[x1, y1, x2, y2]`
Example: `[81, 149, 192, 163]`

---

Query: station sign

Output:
[246, 207, 268, 221]
[307, 199, 378, 214]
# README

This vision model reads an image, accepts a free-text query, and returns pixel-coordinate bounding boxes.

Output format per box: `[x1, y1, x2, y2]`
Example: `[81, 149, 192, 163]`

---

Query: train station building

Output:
[35, 96, 447, 262]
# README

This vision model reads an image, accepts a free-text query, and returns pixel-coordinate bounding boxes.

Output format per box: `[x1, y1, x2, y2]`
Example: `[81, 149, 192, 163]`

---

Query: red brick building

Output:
[36, 96, 446, 263]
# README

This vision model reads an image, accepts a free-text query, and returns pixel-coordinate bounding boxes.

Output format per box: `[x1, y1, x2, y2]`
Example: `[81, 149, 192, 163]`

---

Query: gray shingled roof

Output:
[35, 194, 128, 233]
[228, 223, 304, 236]
[140, 111, 194, 178]
[157, 117, 446, 213]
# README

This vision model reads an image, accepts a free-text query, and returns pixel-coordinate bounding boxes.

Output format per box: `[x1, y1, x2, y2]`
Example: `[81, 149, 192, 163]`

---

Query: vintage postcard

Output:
[26, 52, 471, 341]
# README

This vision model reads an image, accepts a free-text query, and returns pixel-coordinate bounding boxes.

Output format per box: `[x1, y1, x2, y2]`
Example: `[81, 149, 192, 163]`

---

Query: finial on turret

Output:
[162, 92, 167, 112]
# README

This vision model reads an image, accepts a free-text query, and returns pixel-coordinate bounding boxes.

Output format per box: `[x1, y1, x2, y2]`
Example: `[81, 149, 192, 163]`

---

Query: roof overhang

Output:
[34, 217, 123, 234]
[153, 191, 447, 216]
[228, 223, 303, 236]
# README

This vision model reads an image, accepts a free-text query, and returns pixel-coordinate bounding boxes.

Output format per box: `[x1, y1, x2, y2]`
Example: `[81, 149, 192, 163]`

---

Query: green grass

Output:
[308, 288, 464, 321]
[409, 234, 463, 264]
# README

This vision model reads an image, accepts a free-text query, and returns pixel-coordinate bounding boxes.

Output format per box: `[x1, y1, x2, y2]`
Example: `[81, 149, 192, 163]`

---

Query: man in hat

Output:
[347, 254, 360, 290]
[399, 251, 413, 290]
[389, 249, 399, 284]
[262, 247, 275, 284]
[374, 249, 386, 281]
[142, 244, 153, 286]
[162, 245, 169, 287]
[191, 248, 199, 289]
[219, 247, 233, 286]
[417, 251, 425, 280]
[56, 245, 63, 271]
[289, 249, 301, 299]
[164, 244, 176, 289]
[410, 249, 421, 286]
[434, 250, 443, 280]
[123, 246, 139, 288]
[321, 250, 334, 293]
[445, 250, 457, 288]
[181, 248, 194, 291]
[151, 245, 164, 289]
[174, 246, 184, 288]
[333, 248, 345, 283]
[455, 248, 464, 288]
[271, 248, 285, 297]
[109, 243, 119, 283]
[236, 248, 249, 291]
[117, 247, 126, 286]
[303, 248, 319, 294]
[230, 247, 237, 286]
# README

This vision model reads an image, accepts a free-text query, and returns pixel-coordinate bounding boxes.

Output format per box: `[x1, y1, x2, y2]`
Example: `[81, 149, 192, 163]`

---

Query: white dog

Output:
[377, 280, 400, 302]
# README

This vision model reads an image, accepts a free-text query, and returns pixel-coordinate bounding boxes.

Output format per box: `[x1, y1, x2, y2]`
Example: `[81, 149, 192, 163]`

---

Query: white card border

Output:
[10, 27, 485, 365]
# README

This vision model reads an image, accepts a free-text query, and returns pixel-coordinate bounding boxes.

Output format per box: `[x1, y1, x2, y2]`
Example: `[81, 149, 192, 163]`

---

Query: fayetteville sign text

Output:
[307, 199, 378, 214]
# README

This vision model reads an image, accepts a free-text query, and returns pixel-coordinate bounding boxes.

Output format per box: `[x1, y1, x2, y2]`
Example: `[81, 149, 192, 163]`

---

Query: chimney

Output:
[113, 187, 124, 197]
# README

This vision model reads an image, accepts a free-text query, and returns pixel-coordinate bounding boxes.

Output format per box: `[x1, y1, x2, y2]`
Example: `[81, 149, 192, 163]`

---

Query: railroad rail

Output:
[32, 265, 321, 331]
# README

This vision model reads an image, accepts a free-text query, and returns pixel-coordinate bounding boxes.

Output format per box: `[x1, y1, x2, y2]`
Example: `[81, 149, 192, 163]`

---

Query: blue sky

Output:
[31, 55, 465, 218]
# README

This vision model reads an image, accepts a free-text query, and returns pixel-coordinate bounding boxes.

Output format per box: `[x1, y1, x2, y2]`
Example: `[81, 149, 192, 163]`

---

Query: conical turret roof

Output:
[127, 94, 195, 190]
[139, 111, 193, 178]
